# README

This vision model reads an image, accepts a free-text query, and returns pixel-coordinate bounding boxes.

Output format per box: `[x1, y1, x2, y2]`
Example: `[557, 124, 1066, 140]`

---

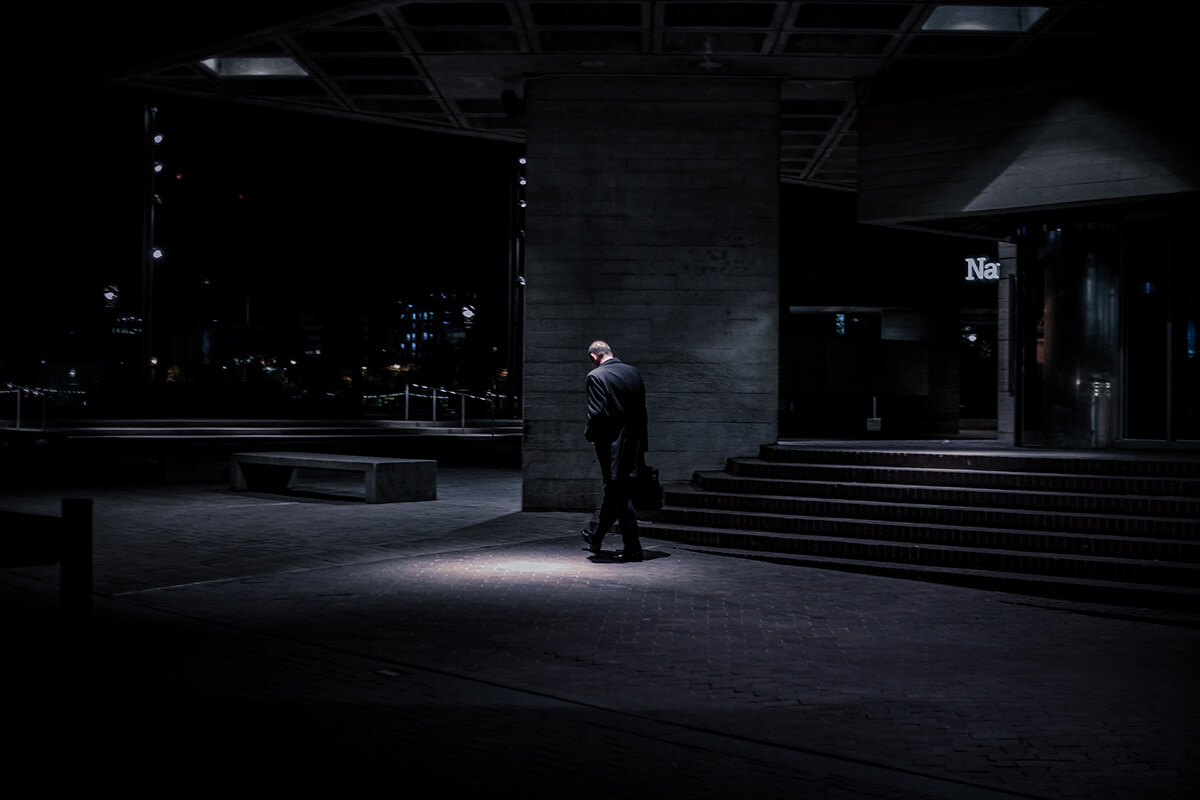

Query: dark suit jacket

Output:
[585, 357, 648, 482]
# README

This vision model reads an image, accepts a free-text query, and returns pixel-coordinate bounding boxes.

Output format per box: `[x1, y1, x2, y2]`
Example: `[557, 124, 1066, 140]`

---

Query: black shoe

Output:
[611, 550, 643, 562]
[581, 529, 600, 554]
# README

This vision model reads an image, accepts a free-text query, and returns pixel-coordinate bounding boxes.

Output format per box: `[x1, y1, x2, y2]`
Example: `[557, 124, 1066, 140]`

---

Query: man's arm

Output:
[584, 372, 608, 443]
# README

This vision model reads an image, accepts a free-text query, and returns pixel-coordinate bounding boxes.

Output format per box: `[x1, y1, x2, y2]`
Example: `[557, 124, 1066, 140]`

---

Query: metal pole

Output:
[405, 384, 410, 420]
[461, 393, 466, 433]
[15, 391, 20, 431]
[432, 388, 437, 422]
[142, 104, 159, 414]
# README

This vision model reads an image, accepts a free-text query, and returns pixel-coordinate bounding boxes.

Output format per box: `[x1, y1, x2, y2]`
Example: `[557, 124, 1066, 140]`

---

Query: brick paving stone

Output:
[3, 465, 1198, 799]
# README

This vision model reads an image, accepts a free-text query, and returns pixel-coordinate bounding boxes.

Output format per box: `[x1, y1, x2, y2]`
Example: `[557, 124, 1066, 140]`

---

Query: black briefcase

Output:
[631, 465, 664, 511]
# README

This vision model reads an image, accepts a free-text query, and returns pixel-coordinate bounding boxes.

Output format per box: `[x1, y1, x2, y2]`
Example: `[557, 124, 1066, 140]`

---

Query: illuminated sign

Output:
[965, 256, 999, 281]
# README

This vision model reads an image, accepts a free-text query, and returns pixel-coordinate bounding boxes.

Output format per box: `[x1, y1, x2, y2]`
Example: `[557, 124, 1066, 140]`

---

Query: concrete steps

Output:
[645, 444, 1200, 609]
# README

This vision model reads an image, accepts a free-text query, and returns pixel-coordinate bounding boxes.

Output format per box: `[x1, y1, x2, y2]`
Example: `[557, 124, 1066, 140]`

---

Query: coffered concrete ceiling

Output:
[107, 1, 1177, 197]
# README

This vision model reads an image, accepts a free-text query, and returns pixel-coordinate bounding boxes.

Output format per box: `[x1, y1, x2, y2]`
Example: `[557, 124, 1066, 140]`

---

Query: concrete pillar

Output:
[520, 76, 780, 511]
[995, 240, 1017, 446]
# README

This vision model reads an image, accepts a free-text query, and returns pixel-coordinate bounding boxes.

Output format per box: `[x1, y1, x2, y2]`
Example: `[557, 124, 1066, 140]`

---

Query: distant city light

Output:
[151, 247, 164, 260]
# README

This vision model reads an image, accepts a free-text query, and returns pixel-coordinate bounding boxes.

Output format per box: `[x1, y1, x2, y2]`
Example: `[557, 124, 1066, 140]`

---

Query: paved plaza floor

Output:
[3, 465, 1197, 799]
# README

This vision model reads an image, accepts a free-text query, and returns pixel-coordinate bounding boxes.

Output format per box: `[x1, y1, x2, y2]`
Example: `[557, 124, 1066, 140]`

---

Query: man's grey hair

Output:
[588, 341, 613, 357]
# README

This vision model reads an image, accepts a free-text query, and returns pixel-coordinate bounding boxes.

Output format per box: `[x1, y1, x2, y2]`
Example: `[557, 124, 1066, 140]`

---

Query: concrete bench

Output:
[230, 452, 436, 503]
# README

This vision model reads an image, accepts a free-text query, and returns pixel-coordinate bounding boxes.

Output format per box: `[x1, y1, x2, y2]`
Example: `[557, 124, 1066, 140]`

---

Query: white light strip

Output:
[200, 57, 309, 77]
[923, 5, 1048, 32]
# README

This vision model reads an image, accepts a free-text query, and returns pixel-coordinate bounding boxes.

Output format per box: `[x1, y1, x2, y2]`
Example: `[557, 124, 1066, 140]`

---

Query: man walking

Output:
[581, 340, 648, 562]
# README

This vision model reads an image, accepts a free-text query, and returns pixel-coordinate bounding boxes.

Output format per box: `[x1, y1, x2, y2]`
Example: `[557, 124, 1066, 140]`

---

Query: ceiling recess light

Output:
[200, 57, 309, 77]
[923, 5, 1048, 32]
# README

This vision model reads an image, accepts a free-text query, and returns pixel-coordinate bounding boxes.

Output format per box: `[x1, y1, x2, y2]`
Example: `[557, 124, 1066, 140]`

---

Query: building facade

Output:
[33, 2, 1198, 511]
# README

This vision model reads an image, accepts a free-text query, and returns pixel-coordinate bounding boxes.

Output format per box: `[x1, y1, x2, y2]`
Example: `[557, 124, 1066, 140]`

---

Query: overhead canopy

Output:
[93, 1, 1178, 196]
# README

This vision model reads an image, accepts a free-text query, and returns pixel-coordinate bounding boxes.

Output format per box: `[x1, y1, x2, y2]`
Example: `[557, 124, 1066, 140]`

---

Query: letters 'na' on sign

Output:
[965, 257, 1000, 281]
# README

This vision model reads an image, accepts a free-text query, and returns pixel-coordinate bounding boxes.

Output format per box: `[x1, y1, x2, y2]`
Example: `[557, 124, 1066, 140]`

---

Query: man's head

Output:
[588, 340, 613, 367]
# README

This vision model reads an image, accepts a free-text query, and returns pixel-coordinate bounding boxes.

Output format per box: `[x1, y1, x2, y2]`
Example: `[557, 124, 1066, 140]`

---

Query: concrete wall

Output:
[521, 76, 780, 511]
[857, 73, 1198, 227]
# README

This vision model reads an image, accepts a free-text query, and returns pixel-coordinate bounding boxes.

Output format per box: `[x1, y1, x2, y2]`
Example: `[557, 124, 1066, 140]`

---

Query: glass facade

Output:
[1017, 210, 1199, 447]
[1124, 210, 1200, 443]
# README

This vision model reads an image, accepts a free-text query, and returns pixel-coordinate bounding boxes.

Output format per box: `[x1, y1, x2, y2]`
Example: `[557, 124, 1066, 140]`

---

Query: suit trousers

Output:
[594, 477, 642, 555]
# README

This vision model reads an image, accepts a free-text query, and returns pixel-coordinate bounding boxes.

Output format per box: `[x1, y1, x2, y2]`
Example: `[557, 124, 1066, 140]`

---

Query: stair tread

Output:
[643, 520, 1200, 566]
[760, 445, 1200, 474]
[669, 484, 1200, 524]
[699, 468, 1200, 503]
[660, 495, 1200, 538]
[726, 458, 1200, 489]
[667, 544, 1200, 598]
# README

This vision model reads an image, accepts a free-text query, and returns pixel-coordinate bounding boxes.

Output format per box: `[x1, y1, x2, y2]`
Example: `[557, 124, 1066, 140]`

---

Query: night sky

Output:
[7, 79, 519, 391]
[152, 98, 517, 299]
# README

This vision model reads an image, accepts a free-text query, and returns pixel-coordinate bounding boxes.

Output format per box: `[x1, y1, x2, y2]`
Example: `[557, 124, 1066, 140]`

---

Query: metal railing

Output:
[363, 384, 517, 433]
[2, 385, 73, 431]
[3, 381, 517, 434]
